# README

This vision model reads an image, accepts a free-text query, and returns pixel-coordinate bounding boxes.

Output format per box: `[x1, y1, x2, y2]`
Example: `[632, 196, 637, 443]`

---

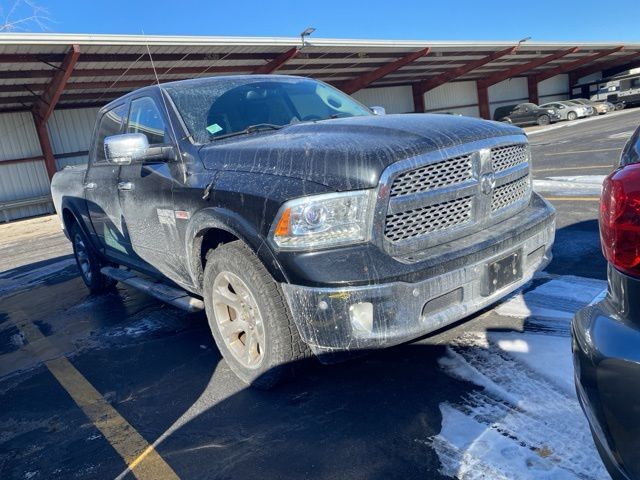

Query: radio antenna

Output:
[142, 29, 187, 181]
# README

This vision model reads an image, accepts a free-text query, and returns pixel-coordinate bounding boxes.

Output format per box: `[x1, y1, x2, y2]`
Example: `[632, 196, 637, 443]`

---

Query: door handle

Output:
[83, 182, 96, 190]
[118, 182, 134, 191]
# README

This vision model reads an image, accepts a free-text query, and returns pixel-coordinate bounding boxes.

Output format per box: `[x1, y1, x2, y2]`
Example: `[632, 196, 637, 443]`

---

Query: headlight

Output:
[271, 190, 375, 250]
[547, 109, 555, 114]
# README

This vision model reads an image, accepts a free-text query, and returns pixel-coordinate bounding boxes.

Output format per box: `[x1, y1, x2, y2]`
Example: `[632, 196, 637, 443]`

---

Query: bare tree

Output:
[0, 0, 51, 32]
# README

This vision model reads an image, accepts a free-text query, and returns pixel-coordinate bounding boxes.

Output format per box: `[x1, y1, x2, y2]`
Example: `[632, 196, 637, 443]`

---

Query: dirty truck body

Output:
[51, 75, 555, 386]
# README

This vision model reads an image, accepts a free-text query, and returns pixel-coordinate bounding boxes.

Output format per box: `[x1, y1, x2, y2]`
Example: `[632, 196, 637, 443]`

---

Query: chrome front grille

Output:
[491, 175, 530, 212]
[491, 144, 528, 172]
[384, 196, 473, 242]
[381, 138, 531, 250]
[390, 154, 473, 197]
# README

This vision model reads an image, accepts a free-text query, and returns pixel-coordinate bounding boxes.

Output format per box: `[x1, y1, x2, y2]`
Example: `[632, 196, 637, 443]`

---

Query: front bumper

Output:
[572, 266, 640, 480]
[282, 195, 555, 355]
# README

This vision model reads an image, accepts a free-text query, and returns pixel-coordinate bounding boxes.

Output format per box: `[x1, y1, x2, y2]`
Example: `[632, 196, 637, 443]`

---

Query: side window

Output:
[94, 104, 128, 164]
[127, 97, 168, 145]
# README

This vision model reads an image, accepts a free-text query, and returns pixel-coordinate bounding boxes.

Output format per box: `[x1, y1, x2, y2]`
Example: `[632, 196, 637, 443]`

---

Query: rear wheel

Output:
[70, 222, 115, 294]
[567, 111, 578, 121]
[537, 114, 550, 126]
[203, 240, 311, 389]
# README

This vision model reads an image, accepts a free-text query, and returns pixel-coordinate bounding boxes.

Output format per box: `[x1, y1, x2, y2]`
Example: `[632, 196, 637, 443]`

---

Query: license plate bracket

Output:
[481, 250, 523, 297]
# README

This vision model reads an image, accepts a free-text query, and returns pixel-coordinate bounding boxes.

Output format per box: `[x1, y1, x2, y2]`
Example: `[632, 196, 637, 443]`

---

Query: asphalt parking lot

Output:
[1, 109, 639, 480]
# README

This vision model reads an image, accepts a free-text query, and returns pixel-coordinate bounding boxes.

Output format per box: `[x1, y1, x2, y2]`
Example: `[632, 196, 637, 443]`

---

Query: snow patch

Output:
[533, 175, 605, 196]
[432, 332, 608, 479]
[430, 275, 610, 479]
[104, 315, 165, 338]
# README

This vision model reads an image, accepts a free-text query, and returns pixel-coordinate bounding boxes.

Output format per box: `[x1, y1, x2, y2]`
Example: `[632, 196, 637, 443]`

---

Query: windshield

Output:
[164, 76, 372, 144]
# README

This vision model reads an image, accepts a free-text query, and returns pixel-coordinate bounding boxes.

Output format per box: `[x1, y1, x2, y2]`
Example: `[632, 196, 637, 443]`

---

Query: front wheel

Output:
[567, 111, 578, 121]
[203, 241, 311, 389]
[537, 114, 550, 126]
[615, 103, 625, 111]
[70, 222, 115, 294]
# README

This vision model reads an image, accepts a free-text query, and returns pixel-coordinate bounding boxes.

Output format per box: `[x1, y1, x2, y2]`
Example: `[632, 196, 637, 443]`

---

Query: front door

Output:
[117, 95, 186, 283]
[85, 103, 132, 259]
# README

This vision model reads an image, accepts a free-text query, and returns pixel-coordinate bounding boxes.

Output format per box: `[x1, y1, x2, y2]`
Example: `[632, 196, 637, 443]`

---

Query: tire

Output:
[567, 111, 578, 121]
[537, 114, 550, 126]
[70, 222, 116, 294]
[203, 240, 311, 389]
[615, 103, 625, 111]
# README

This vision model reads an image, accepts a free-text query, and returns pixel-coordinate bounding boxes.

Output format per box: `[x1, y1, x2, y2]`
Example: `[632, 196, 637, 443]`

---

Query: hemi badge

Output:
[175, 210, 190, 220]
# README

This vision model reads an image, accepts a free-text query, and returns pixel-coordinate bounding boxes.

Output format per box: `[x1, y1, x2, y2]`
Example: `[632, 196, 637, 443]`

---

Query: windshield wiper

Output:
[209, 123, 284, 142]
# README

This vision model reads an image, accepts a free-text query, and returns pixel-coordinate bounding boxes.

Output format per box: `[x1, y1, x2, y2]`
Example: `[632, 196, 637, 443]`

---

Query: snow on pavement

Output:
[532, 175, 606, 196]
[430, 276, 609, 480]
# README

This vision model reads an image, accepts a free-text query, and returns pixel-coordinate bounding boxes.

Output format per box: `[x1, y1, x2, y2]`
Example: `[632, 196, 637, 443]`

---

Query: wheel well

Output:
[195, 228, 239, 286]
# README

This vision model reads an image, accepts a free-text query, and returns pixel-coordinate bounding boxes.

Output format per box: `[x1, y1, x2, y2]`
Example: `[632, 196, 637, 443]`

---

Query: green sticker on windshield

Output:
[206, 123, 223, 135]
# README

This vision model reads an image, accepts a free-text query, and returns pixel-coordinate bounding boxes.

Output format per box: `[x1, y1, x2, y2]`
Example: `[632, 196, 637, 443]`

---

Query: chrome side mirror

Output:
[370, 106, 386, 115]
[104, 133, 149, 165]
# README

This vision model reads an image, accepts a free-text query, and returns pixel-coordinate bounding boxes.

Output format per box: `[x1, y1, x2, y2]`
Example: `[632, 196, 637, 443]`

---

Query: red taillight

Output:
[600, 163, 640, 277]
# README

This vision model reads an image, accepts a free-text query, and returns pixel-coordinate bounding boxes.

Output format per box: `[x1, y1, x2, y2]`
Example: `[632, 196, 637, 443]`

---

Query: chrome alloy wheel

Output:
[211, 271, 266, 369]
[73, 233, 92, 283]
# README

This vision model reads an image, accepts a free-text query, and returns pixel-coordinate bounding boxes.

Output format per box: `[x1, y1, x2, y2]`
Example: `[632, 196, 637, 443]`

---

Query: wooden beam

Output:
[534, 46, 624, 84]
[477, 47, 579, 88]
[33, 112, 57, 179]
[253, 48, 299, 74]
[0, 51, 430, 64]
[33, 45, 80, 124]
[340, 47, 431, 94]
[570, 50, 640, 82]
[416, 46, 517, 95]
[0, 92, 123, 106]
[1, 65, 251, 79]
[477, 82, 490, 119]
[527, 76, 539, 104]
[412, 83, 426, 113]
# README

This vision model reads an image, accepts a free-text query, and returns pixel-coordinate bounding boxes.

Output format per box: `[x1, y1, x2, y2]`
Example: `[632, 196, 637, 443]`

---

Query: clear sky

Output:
[3, 0, 640, 42]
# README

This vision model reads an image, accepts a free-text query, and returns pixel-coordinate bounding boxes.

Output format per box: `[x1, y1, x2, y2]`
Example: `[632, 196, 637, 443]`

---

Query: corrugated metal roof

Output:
[0, 33, 639, 112]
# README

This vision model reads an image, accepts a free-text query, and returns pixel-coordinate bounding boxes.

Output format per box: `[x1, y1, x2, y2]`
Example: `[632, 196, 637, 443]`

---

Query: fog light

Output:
[349, 302, 373, 334]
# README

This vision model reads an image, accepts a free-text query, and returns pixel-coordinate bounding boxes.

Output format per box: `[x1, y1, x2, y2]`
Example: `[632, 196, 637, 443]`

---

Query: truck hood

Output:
[199, 113, 523, 191]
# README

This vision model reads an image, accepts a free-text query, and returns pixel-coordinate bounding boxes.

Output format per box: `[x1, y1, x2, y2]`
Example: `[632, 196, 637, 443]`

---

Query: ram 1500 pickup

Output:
[51, 75, 556, 387]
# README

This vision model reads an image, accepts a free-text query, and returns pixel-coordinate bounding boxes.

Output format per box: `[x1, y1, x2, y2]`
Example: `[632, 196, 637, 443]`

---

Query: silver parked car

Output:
[570, 98, 613, 115]
[539, 101, 589, 121]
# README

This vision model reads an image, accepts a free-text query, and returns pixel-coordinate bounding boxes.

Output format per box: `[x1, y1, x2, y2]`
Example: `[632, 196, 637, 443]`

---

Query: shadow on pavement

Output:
[547, 219, 606, 280]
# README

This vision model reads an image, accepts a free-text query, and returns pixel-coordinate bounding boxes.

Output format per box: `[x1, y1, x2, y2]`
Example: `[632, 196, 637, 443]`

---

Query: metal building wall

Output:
[0, 107, 98, 222]
[353, 85, 415, 113]
[488, 78, 528, 118]
[422, 81, 480, 117]
[539, 74, 569, 104]
[47, 107, 99, 169]
[0, 111, 52, 221]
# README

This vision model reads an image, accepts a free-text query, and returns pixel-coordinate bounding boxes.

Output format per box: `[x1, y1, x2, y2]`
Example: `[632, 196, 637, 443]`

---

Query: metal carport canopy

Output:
[1, 33, 639, 115]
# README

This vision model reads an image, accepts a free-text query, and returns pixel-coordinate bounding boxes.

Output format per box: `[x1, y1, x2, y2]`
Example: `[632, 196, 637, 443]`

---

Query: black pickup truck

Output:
[51, 75, 556, 387]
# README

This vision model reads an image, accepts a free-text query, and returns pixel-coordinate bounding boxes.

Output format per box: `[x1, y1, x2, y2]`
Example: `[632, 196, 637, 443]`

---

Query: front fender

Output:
[185, 207, 288, 293]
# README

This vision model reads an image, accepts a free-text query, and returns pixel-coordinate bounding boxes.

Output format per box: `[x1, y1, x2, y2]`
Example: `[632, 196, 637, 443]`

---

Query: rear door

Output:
[510, 105, 527, 124]
[84, 103, 132, 258]
[117, 94, 185, 280]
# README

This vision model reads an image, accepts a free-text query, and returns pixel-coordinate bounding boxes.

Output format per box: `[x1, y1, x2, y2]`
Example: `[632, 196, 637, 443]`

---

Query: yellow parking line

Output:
[544, 148, 620, 156]
[534, 165, 612, 173]
[12, 311, 179, 480]
[544, 196, 600, 201]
